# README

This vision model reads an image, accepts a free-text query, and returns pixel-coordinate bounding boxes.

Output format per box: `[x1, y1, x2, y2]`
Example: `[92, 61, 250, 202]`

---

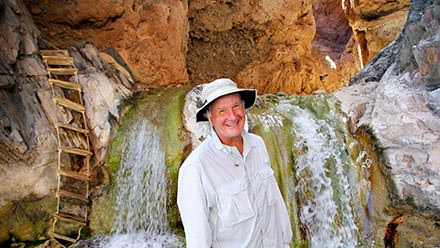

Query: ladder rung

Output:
[47, 68, 77, 75]
[59, 168, 90, 181]
[41, 50, 69, 56]
[43, 56, 74, 66]
[49, 78, 81, 91]
[59, 146, 92, 157]
[53, 96, 85, 112]
[49, 231, 77, 243]
[54, 212, 86, 225]
[57, 189, 88, 202]
[55, 122, 88, 134]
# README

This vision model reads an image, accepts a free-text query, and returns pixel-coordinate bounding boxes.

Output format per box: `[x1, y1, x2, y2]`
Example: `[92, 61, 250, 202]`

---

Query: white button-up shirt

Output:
[177, 130, 292, 247]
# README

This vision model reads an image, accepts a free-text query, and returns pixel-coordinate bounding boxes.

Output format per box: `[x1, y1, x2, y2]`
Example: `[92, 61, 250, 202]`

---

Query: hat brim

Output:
[196, 89, 256, 122]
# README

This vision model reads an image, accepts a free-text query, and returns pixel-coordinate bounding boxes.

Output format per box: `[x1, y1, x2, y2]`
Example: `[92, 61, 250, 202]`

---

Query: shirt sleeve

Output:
[274, 180, 293, 244]
[177, 162, 212, 248]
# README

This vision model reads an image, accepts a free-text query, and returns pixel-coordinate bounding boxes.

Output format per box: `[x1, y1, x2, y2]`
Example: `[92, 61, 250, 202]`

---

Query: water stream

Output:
[248, 94, 372, 247]
[89, 120, 181, 248]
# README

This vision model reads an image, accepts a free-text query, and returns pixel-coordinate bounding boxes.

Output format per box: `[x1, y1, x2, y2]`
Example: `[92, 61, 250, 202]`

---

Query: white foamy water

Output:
[250, 96, 364, 248]
[91, 120, 181, 248]
[287, 104, 359, 248]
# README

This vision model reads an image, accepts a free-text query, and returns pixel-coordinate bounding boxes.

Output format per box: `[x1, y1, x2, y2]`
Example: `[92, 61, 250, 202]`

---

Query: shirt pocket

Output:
[217, 179, 254, 228]
[258, 166, 276, 206]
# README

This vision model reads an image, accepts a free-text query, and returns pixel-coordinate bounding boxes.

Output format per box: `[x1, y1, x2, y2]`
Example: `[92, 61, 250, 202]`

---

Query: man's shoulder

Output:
[181, 138, 213, 167]
[247, 132, 265, 146]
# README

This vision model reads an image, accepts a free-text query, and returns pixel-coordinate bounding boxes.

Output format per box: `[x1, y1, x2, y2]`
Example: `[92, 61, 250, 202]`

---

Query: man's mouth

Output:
[225, 120, 241, 128]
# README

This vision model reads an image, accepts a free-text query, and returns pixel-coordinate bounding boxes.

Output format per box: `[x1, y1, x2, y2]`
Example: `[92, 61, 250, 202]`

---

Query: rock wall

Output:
[24, 0, 190, 89]
[187, 0, 345, 94]
[0, 0, 56, 205]
[0, 0, 134, 244]
[23, 0, 407, 94]
[184, 0, 408, 94]
[343, 0, 410, 66]
[335, 0, 440, 246]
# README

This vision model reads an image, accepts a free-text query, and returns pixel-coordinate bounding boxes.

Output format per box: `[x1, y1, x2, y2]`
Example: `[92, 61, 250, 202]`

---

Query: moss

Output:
[99, 86, 193, 235]
[0, 197, 56, 244]
[159, 86, 192, 231]
[107, 104, 137, 175]
[88, 189, 116, 235]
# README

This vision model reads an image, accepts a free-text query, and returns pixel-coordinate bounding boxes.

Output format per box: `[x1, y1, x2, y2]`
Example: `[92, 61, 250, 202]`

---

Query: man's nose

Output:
[226, 109, 239, 120]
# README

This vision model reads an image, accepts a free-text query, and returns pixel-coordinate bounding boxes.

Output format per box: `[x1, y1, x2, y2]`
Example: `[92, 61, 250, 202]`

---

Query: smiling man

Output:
[177, 78, 292, 247]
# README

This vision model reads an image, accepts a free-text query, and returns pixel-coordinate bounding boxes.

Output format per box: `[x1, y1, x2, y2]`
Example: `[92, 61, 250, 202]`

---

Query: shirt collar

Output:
[209, 128, 257, 156]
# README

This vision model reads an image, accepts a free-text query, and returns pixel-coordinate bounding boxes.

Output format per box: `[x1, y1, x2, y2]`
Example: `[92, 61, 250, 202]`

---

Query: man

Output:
[177, 78, 292, 247]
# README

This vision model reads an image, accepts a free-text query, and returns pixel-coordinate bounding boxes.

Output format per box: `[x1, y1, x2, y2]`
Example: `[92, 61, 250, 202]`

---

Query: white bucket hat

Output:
[196, 78, 257, 122]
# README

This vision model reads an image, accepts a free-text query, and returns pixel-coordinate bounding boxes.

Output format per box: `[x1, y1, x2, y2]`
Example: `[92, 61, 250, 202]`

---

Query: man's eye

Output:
[218, 109, 225, 114]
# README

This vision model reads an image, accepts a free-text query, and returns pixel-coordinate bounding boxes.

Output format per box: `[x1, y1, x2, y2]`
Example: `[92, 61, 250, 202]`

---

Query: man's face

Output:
[209, 93, 245, 144]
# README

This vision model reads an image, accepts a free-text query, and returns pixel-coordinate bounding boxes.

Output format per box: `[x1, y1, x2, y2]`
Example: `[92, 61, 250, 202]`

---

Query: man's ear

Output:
[205, 110, 213, 125]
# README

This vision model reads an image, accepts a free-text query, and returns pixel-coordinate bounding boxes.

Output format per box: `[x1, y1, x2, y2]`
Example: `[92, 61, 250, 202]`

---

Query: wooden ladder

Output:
[41, 50, 91, 248]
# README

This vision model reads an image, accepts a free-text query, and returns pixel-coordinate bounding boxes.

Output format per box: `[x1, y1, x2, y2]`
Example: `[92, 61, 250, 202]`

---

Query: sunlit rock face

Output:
[187, 0, 347, 94]
[187, 0, 406, 94]
[24, 0, 190, 88]
[343, 0, 410, 66]
[23, 0, 407, 93]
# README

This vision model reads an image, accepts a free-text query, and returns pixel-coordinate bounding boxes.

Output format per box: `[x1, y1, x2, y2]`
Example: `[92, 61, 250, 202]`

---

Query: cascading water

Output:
[248, 94, 373, 247]
[91, 120, 181, 248]
[289, 105, 358, 247]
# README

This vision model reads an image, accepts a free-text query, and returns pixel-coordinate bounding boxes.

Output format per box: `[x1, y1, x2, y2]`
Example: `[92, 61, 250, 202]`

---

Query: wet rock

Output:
[337, 67, 440, 213]
[79, 72, 132, 162]
[69, 43, 133, 163]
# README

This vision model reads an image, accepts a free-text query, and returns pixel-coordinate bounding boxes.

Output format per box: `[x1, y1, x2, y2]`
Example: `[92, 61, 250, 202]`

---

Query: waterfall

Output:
[92, 120, 181, 248]
[290, 105, 358, 247]
[249, 94, 372, 247]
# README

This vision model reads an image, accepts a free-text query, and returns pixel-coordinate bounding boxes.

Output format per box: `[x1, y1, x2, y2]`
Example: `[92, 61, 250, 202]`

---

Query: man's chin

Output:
[225, 129, 243, 138]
